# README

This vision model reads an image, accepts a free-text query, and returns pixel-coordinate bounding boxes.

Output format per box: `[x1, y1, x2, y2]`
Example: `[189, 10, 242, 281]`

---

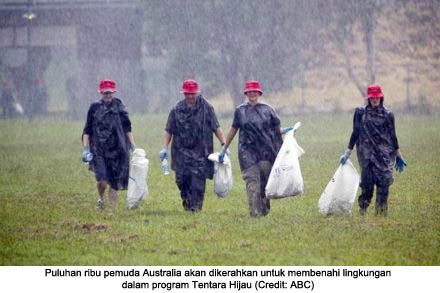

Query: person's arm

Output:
[117, 100, 135, 150]
[126, 132, 135, 150]
[388, 112, 400, 152]
[340, 109, 361, 164]
[159, 130, 172, 161]
[218, 127, 237, 163]
[82, 104, 95, 148]
[162, 130, 172, 147]
[348, 109, 361, 150]
[214, 127, 226, 146]
[223, 127, 238, 149]
[81, 106, 93, 162]
[389, 112, 406, 172]
[82, 134, 90, 148]
[280, 126, 294, 134]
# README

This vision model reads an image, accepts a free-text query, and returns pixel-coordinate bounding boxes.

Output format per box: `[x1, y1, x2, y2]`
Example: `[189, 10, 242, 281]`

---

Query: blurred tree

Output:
[142, 0, 438, 106]
[395, 0, 440, 59]
[381, 0, 440, 110]
[321, 0, 387, 98]
[142, 0, 323, 107]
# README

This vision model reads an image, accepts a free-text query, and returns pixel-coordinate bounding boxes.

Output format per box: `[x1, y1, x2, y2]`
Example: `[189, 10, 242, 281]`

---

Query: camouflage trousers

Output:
[175, 169, 206, 212]
[359, 163, 394, 216]
[242, 160, 272, 217]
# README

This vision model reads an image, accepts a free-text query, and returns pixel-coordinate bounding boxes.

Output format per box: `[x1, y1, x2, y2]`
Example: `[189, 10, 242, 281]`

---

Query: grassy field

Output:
[0, 113, 439, 266]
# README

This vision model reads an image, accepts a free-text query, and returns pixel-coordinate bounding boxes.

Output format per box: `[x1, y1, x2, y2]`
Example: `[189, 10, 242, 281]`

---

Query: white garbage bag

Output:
[13, 102, 24, 114]
[208, 152, 233, 198]
[318, 159, 360, 216]
[265, 124, 305, 199]
[127, 148, 149, 209]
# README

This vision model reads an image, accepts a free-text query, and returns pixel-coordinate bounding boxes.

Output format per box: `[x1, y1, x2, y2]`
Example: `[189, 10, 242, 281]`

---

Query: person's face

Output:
[369, 98, 380, 107]
[184, 93, 197, 106]
[246, 91, 261, 104]
[101, 91, 114, 101]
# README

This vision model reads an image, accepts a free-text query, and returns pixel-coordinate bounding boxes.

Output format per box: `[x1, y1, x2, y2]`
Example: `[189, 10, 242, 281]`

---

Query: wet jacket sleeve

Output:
[232, 108, 241, 129]
[388, 112, 399, 150]
[209, 105, 220, 131]
[348, 108, 362, 149]
[83, 104, 96, 136]
[119, 102, 132, 133]
[270, 108, 281, 127]
[165, 109, 176, 134]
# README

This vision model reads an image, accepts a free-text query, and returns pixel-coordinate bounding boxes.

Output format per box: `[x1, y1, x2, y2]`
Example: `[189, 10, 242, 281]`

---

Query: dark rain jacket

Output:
[165, 96, 220, 179]
[83, 98, 131, 190]
[1, 88, 16, 117]
[348, 105, 399, 174]
[232, 102, 283, 171]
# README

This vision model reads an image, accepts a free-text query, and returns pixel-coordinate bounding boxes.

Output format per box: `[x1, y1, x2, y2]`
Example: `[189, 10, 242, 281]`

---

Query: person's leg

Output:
[107, 188, 118, 215]
[358, 165, 375, 215]
[259, 161, 272, 216]
[374, 168, 393, 216]
[242, 164, 265, 217]
[175, 170, 191, 211]
[93, 153, 108, 211]
[375, 185, 389, 216]
[187, 173, 206, 212]
[96, 180, 107, 211]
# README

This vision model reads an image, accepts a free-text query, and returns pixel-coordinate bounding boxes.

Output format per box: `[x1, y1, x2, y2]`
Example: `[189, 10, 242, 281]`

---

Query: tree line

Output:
[141, 0, 439, 107]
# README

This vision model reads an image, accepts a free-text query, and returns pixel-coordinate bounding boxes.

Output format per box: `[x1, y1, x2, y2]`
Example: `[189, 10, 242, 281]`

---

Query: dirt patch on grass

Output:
[238, 241, 253, 249]
[76, 223, 108, 233]
[104, 234, 140, 244]
[168, 248, 189, 255]
[181, 222, 198, 230]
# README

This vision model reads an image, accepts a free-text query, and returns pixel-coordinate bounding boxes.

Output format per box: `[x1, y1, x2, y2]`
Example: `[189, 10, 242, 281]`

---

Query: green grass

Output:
[0, 113, 439, 265]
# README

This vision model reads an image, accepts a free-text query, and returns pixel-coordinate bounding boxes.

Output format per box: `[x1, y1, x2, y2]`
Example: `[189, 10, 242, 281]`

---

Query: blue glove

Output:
[339, 149, 352, 165]
[282, 126, 294, 134]
[130, 143, 136, 152]
[395, 155, 407, 173]
[82, 146, 93, 163]
[218, 147, 227, 164]
[159, 146, 168, 161]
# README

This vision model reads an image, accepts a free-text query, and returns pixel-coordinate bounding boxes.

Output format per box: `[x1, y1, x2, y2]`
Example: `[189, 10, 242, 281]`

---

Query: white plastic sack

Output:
[318, 159, 360, 216]
[127, 148, 149, 209]
[265, 127, 305, 199]
[208, 152, 233, 198]
[13, 102, 24, 114]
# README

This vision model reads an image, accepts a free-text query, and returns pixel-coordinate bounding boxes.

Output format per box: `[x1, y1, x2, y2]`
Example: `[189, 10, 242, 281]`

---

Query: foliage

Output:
[0, 114, 439, 265]
[141, 0, 440, 109]
[142, 0, 323, 106]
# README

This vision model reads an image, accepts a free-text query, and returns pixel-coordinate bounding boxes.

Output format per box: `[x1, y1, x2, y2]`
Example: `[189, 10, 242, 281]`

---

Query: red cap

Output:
[367, 84, 384, 99]
[98, 79, 117, 93]
[244, 80, 263, 95]
[181, 79, 200, 94]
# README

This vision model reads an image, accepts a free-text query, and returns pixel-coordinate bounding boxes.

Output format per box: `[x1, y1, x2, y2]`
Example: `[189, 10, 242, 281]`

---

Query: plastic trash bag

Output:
[266, 123, 305, 199]
[13, 102, 24, 114]
[318, 159, 360, 216]
[127, 148, 149, 209]
[208, 152, 233, 198]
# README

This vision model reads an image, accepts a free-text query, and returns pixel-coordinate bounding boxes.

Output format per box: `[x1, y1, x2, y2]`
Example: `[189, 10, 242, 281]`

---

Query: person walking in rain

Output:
[159, 79, 226, 212]
[339, 84, 407, 216]
[82, 79, 136, 215]
[1, 80, 19, 119]
[219, 80, 293, 217]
